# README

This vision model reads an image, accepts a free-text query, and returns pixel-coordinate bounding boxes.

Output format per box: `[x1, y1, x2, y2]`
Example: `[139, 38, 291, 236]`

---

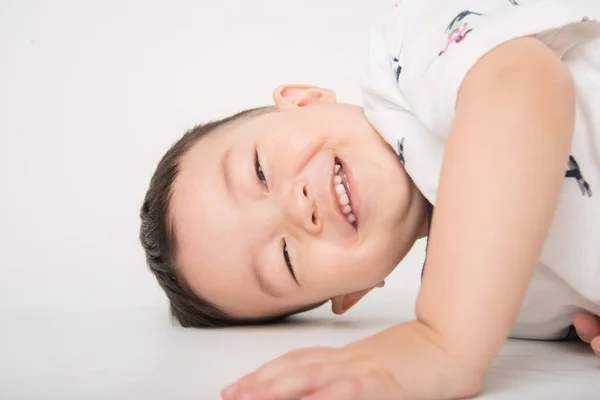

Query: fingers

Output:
[233, 347, 336, 389]
[225, 347, 347, 400]
[224, 369, 400, 400]
[572, 312, 600, 358]
[591, 336, 600, 357]
[302, 371, 403, 400]
[573, 312, 600, 343]
[251, 361, 350, 400]
[254, 347, 337, 382]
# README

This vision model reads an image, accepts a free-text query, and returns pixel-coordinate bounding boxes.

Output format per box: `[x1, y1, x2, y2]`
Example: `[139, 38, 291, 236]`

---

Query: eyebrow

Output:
[252, 255, 284, 298]
[221, 147, 237, 202]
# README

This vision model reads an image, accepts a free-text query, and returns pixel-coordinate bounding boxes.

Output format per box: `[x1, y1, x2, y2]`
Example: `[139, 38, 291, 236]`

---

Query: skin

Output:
[171, 86, 429, 320]
[574, 312, 600, 357]
[215, 37, 600, 400]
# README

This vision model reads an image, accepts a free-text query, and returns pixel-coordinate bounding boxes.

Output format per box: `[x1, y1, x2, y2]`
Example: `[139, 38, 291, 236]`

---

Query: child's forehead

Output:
[187, 115, 264, 152]
[183, 125, 234, 161]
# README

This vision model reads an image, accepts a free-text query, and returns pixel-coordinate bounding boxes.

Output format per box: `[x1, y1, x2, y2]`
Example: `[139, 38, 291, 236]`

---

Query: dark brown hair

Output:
[139, 107, 325, 328]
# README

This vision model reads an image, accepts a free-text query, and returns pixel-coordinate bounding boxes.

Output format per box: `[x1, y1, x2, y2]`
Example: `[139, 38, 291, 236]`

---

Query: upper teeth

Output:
[334, 161, 356, 225]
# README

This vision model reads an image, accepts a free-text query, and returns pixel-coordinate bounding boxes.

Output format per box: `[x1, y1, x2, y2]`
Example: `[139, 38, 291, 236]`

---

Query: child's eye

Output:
[255, 149, 268, 187]
[283, 240, 298, 284]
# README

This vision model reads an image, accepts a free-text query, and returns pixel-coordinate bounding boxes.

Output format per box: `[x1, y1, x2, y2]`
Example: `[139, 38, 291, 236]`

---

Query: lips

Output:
[332, 158, 358, 229]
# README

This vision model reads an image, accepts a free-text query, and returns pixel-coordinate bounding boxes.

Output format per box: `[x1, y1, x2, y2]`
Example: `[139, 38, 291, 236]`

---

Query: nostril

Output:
[312, 213, 317, 224]
[303, 186, 308, 197]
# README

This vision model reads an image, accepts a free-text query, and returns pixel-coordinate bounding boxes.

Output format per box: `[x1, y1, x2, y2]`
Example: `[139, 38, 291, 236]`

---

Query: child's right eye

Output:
[255, 149, 268, 187]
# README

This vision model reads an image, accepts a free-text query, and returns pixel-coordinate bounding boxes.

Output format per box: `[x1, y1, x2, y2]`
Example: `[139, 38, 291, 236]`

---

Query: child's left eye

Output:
[255, 149, 268, 187]
[283, 240, 298, 284]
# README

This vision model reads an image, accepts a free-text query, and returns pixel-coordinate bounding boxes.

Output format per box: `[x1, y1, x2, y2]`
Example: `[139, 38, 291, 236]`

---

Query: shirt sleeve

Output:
[395, 0, 600, 137]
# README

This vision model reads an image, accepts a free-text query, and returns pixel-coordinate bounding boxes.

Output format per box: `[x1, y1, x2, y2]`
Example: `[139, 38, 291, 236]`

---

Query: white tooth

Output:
[335, 184, 346, 195]
[339, 193, 349, 206]
[348, 213, 356, 223]
[342, 204, 352, 215]
[334, 175, 342, 184]
[335, 163, 341, 173]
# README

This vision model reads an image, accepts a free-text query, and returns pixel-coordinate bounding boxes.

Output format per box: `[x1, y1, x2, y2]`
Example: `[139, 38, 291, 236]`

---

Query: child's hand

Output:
[574, 312, 600, 357]
[221, 321, 483, 400]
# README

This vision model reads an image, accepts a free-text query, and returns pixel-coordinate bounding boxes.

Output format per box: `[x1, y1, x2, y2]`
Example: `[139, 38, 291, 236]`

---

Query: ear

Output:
[330, 281, 385, 315]
[272, 84, 337, 110]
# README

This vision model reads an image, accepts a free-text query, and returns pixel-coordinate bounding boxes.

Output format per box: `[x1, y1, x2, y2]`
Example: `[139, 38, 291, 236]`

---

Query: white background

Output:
[0, 1, 598, 399]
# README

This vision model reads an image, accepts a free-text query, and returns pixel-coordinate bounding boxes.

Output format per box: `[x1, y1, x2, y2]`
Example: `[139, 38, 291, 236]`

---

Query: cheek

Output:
[306, 242, 383, 292]
[351, 239, 401, 282]
[274, 122, 326, 150]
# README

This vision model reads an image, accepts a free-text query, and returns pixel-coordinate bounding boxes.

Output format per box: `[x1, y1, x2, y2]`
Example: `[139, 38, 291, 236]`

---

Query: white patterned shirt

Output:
[363, 0, 600, 339]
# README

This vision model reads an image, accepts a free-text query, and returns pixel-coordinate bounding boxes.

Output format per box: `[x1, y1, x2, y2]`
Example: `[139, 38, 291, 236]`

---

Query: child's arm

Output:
[416, 35, 575, 373]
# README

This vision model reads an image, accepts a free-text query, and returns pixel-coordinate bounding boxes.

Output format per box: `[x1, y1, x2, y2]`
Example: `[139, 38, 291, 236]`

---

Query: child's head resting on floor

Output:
[139, 85, 429, 328]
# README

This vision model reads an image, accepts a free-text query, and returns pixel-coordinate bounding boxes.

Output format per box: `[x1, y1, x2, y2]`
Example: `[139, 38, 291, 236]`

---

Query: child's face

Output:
[170, 87, 426, 319]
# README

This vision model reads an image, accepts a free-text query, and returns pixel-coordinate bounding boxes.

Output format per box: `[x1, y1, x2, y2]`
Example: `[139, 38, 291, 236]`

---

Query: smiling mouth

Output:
[333, 159, 357, 228]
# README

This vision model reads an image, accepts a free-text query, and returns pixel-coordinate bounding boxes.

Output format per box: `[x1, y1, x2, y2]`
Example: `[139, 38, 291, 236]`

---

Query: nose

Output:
[287, 182, 322, 235]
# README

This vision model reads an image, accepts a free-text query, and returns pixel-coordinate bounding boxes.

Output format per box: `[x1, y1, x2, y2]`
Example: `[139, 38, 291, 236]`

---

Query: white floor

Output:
[2, 305, 600, 399]
[0, 1, 598, 399]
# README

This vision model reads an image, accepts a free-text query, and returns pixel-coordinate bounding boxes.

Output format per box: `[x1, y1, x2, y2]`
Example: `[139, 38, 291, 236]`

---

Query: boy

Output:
[140, 0, 600, 398]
